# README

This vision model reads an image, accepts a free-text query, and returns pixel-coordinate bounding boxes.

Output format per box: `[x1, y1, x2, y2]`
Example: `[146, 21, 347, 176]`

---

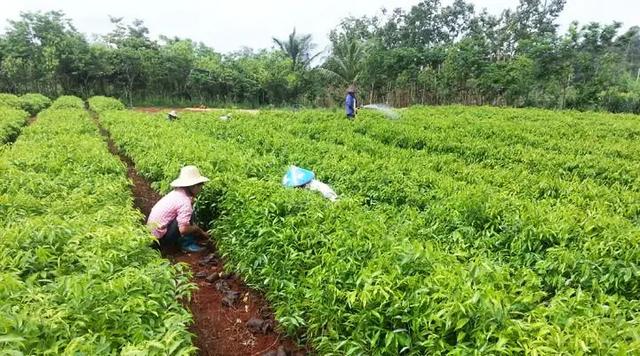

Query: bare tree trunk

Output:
[369, 83, 374, 104]
[560, 72, 571, 110]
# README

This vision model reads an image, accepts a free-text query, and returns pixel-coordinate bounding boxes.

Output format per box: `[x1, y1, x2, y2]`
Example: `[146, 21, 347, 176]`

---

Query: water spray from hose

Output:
[361, 104, 400, 119]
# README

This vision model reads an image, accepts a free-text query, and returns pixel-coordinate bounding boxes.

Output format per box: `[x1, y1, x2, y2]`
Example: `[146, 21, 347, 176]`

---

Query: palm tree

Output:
[320, 38, 367, 85]
[272, 28, 321, 71]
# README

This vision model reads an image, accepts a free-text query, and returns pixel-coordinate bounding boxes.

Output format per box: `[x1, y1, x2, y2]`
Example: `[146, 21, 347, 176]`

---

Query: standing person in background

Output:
[147, 165, 210, 253]
[345, 85, 357, 120]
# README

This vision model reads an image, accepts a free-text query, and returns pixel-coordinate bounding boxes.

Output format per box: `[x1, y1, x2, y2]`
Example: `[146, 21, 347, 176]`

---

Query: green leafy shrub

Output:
[50, 95, 85, 110]
[19, 93, 52, 116]
[88, 96, 125, 113]
[0, 107, 29, 143]
[0, 93, 21, 109]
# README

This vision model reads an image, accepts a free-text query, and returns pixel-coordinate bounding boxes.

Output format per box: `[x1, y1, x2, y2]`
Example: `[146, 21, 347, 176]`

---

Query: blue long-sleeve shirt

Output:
[345, 93, 356, 116]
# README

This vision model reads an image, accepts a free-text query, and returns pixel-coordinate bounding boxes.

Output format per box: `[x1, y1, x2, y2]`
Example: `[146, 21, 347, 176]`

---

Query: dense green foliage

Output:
[1, 1, 638, 112]
[0, 93, 21, 109]
[99, 101, 640, 354]
[88, 96, 126, 113]
[49, 95, 86, 110]
[0, 107, 28, 143]
[1, 93, 53, 117]
[19, 93, 52, 116]
[0, 105, 196, 354]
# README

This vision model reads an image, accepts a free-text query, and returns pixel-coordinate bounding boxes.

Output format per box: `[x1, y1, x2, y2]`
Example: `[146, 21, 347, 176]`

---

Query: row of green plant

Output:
[99, 103, 640, 354]
[49, 95, 86, 110]
[0, 97, 195, 354]
[218, 107, 639, 233]
[88, 96, 126, 113]
[178, 108, 639, 210]
[0, 107, 29, 144]
[0, 93, 52, 116]
[205, 107, 640, 192]
[356, 106, 640, 186]
[173, 109, 640, 299]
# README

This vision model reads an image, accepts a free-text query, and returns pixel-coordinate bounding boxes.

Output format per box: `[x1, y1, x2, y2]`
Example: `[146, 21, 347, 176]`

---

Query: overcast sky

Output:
[0, 0, 637, 54]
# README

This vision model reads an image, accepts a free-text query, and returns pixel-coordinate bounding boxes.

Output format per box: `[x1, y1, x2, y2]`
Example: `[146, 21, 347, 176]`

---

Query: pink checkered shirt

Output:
[147, 188, 194, 238]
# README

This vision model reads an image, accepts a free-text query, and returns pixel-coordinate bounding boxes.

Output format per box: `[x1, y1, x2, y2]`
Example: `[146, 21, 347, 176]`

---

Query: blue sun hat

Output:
[282, 165, 315, 187]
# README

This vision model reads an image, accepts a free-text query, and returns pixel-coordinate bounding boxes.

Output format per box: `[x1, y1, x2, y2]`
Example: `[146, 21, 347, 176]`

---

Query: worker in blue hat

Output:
[282, 165, 338, 201]
[345, 85, 357, 120]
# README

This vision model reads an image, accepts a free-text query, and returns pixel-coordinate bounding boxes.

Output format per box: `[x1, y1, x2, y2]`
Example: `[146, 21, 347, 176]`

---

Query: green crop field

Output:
[1, 1, 638, 353]
[1, 94, 638, 354]
[94, 101, 640, 355]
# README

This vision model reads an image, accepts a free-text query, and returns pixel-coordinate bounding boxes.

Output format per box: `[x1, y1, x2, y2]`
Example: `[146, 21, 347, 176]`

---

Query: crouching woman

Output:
[147, 165, 210, 253]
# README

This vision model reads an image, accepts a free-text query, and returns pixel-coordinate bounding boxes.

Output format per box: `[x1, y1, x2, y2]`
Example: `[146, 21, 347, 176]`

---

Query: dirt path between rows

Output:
[91, 114, 306, 356]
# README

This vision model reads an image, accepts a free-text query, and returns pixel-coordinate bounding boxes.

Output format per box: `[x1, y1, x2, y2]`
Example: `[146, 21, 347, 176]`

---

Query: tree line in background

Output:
[0, 0, 639, 113]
